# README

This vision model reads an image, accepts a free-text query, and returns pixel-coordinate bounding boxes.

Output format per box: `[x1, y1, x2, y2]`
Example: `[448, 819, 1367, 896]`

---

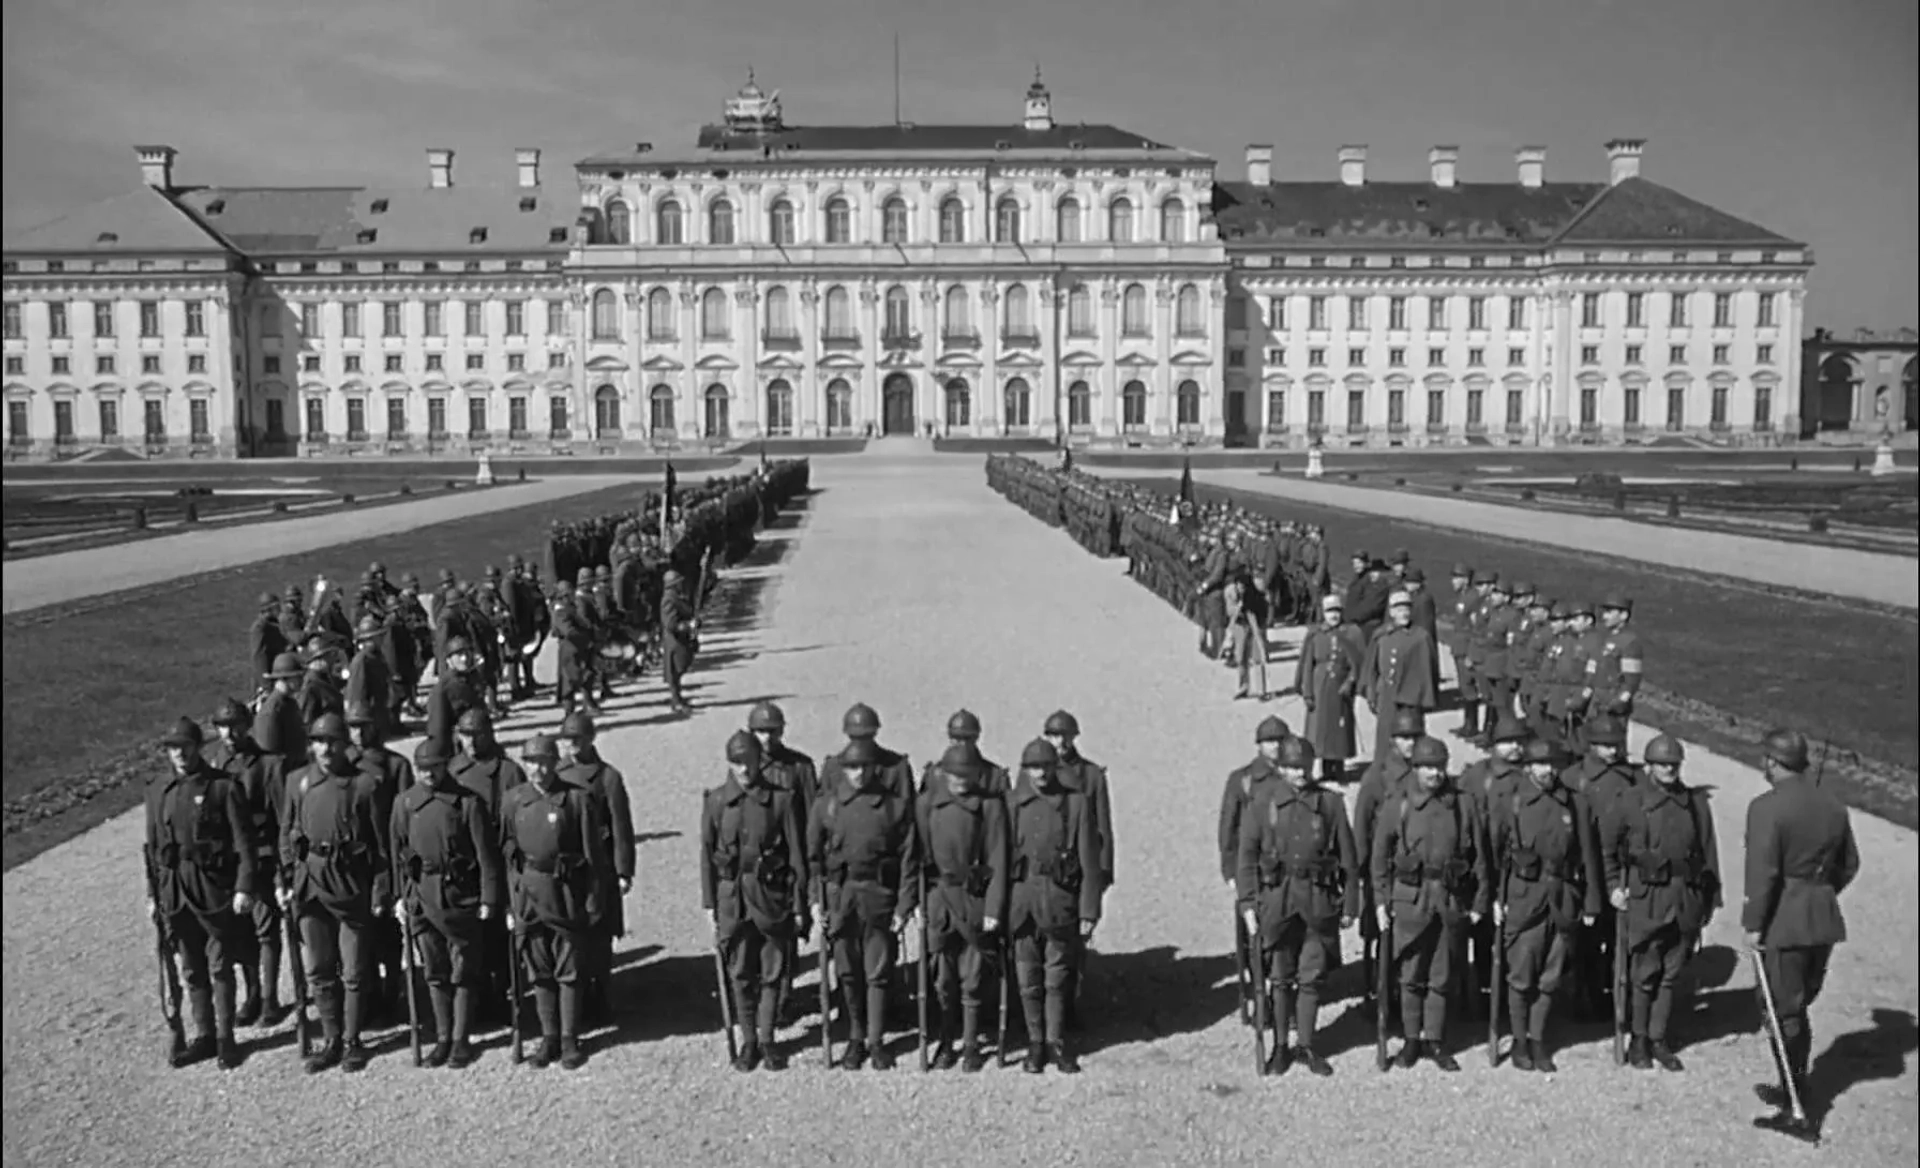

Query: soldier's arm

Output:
[804, 800, 826, 909]
[1697, 795, 1723, 911]
[697, 792, 719, 912]
[607, 771, 637, 880]
[1075, 795, 1101, 923]
[278, 779, 301, 871]
[1369, 806, 1398, 907]
[1832, 809, 1860, 897]
[897, 805, 923, 918]
[1233, 790, 1262, 903]
[1598, 801, 1628, 893]
[1216, 776, 1242, 883]
[472, 797, 504, 910]
[1355, 634, 1378, 696]
[1572, 793, 1605, 918]
[1618, 630, 1644, 701]
[1296, 632, 1317, 697]
[368, 788, 394, 908]
[782, 791, 809, 910]
[1467, 804, 1492, 917]
[1094, 768, 1115, 888]
[225, 779, 257, 897]
[1333, 801, 1361, 920]
[984, 796, 1011, 923]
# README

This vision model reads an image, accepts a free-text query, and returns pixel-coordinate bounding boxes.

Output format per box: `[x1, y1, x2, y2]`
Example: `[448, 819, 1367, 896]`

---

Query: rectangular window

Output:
[549, 351, 567, 369]
[546, 300, 567, 337]
[382, 302, 402, 337]
[263, 356, 281, 374]
[1227, 297, 1248, 330]
[3, 356, 20, 375]
[342, 303, 361, 337]
[187, 354, 206, 373]
[1347, 296, 1366, 331]
[1388, 297, 1406, 331]
[1268, 297, 1286, 331]
[94, 302, 115, 338]
[6, 399, 27, 444]
[1265, 391, 1285, 431]
[1666, 387, 1685, 430]
[1228, 347, 1246, 367]
[346, 398, 367, 439]
[343, 355, 361, 373]
[1713, 292, 1732, 328]
[1307, 389, 1326, 428]
[387, 398, 407, 437]
[505, 301, 526, 337]
[1346, 347, 1364, 367]
[1427, 347, 1444, 367]
[1505, 389, 1523, 426]
[385, 354, 404, 373]
[1388, 348, 1405, 367]
[1468, 296, 1486, 331]
[1, 303, 19, 339]
[1581, 292, 1601, 328]
[1580, 387, 1598, 426]
[305, 397, 326, 439]
[510, 396, 529, 436]
[1757, 292, 1776, 328]
[428, 398, 447, 436]
[1711, 384, 1729, 426]
[1668, 292, 1688, 328]
[424, 354, 443, 372]
[1669, 344, 1686, 365]
[97, 355, 116, 375]
[1757, 343, 1774, 365]
[1580, 345, 1599, 365]
[1712, 344, 1730, 365]
[1307, 347, 1326, 367]
[1355, 389, 1373, 428]
[549, 395, 569, 436]
[1507, 297, 1525, 331]
[98, 399, 117, 438]
[1625, 344, 1643, 365]
[1467, 348, 1484, 367]
[187, 399, 209, 441]
[142, 355, 162, 374]
[1507, 347, 1524, 367]
[259, 304, 281, 337]
[139, 301, 161, 337]
[465, 302, 484, 336]
[466, 354, 485, 371]
[1625, 387, 1642, 425]
[423, 300, 444, 337]
[52, 356, 70, 375]
[49, 302, 69, 338]
[506, 353, 525, 372]
[1308, 297, 1327, 331]
[1754, 385, 1773, 429]
[144, 398, 166, 439]
[302, 355, 320, 372]
[1428, 297, 1448, 331]
[1426, 389, 1445, 425]
[1626, 292, 1645, 328]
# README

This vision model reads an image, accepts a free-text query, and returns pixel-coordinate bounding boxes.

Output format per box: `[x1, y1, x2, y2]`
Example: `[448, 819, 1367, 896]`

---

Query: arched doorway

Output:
[594, 384, 621, 438]
[765, 379, 794, 437]
[1816, 355, 1857, 433]
[882, 373, 915, 435]
[704, 384, 731, 439]
[648, 385, 676, 436]
[1004, 377, 1031, 429]
[1903, 356, 1917, 432]
[944, 378, 971, 429]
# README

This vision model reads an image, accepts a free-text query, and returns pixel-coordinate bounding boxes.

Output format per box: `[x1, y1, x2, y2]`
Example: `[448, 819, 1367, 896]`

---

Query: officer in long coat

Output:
[147, 718, 256, 1069]
[1296, 595, 1367, 783]
[1743, 729, 1859, 1142]
[557, 712, 635, 1019]
[1456, 713, 1531, 1019]
[702, 732, 810, 1071]
[1005, 739, 1101, 1074]
[916, 743, 1010, 1071]
[1361, 594, 1440, 771]
[1042, 709, 1114, 1025]
[1561, 713, 1638, 1020]
[1236, 736, 1357, 1076]
[392, 740, 503, 1068]
[447, 706, 524, 1018]
[816, 703, 916, 803]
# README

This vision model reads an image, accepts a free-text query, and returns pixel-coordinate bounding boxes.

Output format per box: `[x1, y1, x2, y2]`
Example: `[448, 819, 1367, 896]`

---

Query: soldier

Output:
[1343, 553, 1394, 642]
[1474, 579, 1518, 743]
[1490, 737, 1603, 1073]
[424, 636, 483, 758]
[1041, 710, 1112, 1027]
[344, 701, 413, 1022]
[1559, 600, 1601, 748]
[750, 702, 819, 811]
[504, 555, 545, 699]
[1371, 736, 1489, 1072]
[1236, 736, 1358, 1076]
[450, 706, 526, 1017]
[1561, 713, 1638, 1019]
[279, 713, 390, 1073]
[1402, 568, 1442, 697]
[391, 740, 503, 1068]
[206, 698, 288, 1028]
[659, 567, 699, 716]
[1512, 593, 1556, 737]
[556, 712, 635, 1018]
[1598, 735, 1719, 1072]
[501, 734, 610, 1070]
[1455, 570, 1496, 741]
[818, 702, 916, 802]
[702, 732, 809, 1071]
[344, 616, 395, 736]
[1297, 595, 1367, 785]
[808, 736, 921, 1070]
[1456, 714, 1531, 1020]
[550, 581, 594, 715]
[1584, 593, 1646, 721]
[392, 573, 432, 719]
[915, 743, 1011, 1071]
[1005, 739, 1101, 1073]
[1352, 708, 1428, 1018]
[146, 718, 256, 1069]
[249, 592, 289, 700]
[1362, 591, 1440, 771]
[1193, 534, 1231, 661]
[1442, 563, 1476, 710]
[297, 645, 344, 729]
[1744, 729, 1859, 1142]
[1219, 716, 1291, 891]
[252, 649, 307, 771]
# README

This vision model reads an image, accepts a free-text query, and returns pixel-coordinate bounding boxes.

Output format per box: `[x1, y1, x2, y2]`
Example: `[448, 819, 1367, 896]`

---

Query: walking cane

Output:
[1752, 949, 1810, 1128]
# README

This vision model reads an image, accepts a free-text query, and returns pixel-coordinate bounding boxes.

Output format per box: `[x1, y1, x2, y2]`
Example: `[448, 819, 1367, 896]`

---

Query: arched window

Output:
[700, 287, 729, 340]
[1160, 198, 1186, 243]
[1122, 283, 1149, 336]
[708, 198, 735, 245]
[593, 385, 621, 437]
[1108, 197, 1134, 243]
[995, 197, 1021, 243]
[1005, 377, 1032, 428]
[768, 198, 795, 245]
[944, 378, 971, 427]
[591, 289, 619, 339]
[938, 197, 966, 244]
[1003, 284, 1032, 338]
[1176, 379, 1202, 426]
[656, 199, 684, 245]
[1175, 284, 1203, 336]
[604, 199, 631, 245]
[824, 197, 851, 244]
[649, 384, 676, 435]
[824, 285, 853, 338]
[646, 287, 674, 340]
[1067, 283, 1093, 336]
[1122, 379, 1148, 429]
[882, 196, 909, 244]
[1904, 356, 1918, 433]
[884, 285, 911, 339]
[703, 383, 731, 438]
[765, 379, 794, 437]
[1816, 355, 1857, 433]
[763, 286, 793, 341]
[1056, 196, 1081, 242]
[1068, 380, 1092, 428]
[825, 378, 853, 432]
[943, 286, 971, 337]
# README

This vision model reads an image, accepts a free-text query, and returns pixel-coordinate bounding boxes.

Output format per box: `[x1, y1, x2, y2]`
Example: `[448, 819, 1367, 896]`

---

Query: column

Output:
[980, 282, 1000, 433]
[737, 282, 759, 438]
[1546, 289, 1572, 442]
[799, 281, 820, 437]
[1099, 279, 1119, 437]
[1782, 287, 1805, 438]
[679, 284, 699, 441]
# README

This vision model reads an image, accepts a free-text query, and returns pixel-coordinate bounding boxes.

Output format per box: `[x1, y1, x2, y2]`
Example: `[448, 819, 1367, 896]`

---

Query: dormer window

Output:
[549, 227, 569, 243]
[1411, 198, 1429, 211]
[369, 199, 389, 214]
[1427, 225, 1446, 238]
[357, 228, 378, 244]
[97, 231, 119, 244]
[206, 199, 227, 215]
[519, 196, 537, 212]
[469, 227, 489, 244]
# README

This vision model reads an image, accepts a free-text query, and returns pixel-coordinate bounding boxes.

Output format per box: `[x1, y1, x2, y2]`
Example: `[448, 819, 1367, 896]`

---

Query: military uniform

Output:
[1297, 601, 1367, 778]
[1560, 715, 1638, 1019]
[206, 700, 288, 1028]
[659, 570, 697, 715]
[1455, 716, 1531, 1018]
[1361, 605, 1439, 770]
[915, 744, 1010, 1071]
[1219, 717, 1290, 886]
[1006, 739, 1101, 1073]
[557, 714, 636, 1013]
[1585, 595, 1646, 720]
[449, 710, 525, 1017]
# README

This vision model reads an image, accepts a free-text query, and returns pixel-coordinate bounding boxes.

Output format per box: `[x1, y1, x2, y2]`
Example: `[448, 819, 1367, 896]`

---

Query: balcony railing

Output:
[346, 430, 370, 443]
[761, 328, 802, 350]
[469, 429, 492, 441]
[1425, 421, 1448, 434]
[1754, 419, 1774, 432]
[645, 330, 677, 344]
[940, 327, 981, 348]
[386, 431, 410, 443]
[1500, 422, 1523, 435]
[881, 328, 918, 349]
[509, 428, 532, 441]
[549, 428, 572, 440]
[1624, 420, 1645, 432]
[1001, 327, 1040, 349]
[821, 330, 860, 350]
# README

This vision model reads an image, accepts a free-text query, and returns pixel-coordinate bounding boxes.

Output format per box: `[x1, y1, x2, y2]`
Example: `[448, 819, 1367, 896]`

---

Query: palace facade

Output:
[2, 74, 1811, 458]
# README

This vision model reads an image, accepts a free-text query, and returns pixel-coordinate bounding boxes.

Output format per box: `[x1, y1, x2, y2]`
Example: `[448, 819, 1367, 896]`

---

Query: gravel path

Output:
[1107, 467, 1919, 610]
[2, 477, 635, 616]
[4, 453, 1914, 1168]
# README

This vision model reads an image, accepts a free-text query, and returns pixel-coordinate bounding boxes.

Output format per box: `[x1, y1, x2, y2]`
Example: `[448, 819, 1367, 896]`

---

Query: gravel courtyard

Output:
[3, 448, 1914, 1168]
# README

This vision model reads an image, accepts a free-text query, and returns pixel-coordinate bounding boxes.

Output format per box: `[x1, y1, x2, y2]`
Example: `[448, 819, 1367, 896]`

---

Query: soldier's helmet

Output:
[576, 568, 594, 585]
[1568, 599, 1596, 618]
[1276, 736, 1316, 769]
[1522, 739, 1558, 766]
[1510, 580, 1535, 597]
[438, 568, 457, 583]
[284, 583, 304, 600]
[445, 636, 473, 656]
[457, 706, 493, 735]
[839, 736, 881, 767]
[1390, 708, 1427, 738]
[1549, 602, 1571, 620]
[1492, 713, 1531, 743]
[266, 652, 304, 680]
[344, 701, 378, 728]
[212, 698, 251, 727]
[946, 709, 982, 741]
[1254, 715, 1291, 744]
[508, 553, 525, 569]
[1762, 728, 1810, 772]
[485, 565, 502, 579]
[1644, 735, 1685, 766]
[309, 713, 349, 742]
[1019, 738, 1059, 770]
[1451, 562, 1473, 579]
[368, 561, 387, 577]
[558, 712, 597, 741]
[414, 740, 450, 771]
[161, 717, 204, 750]
[1410, 736, 1450, 769]
[747, 702, 786, 733]
[1584, 716, 1626, 746]
[939, 743, 984, 780]
[842, 703, 882, 739]
[258, 591, 279, 611]
[521, 734, 560, 766]
[1600, 592, 1634, 613]
[355, 615, 382, 640]
[1042, 710, 1080, 737]
[725, 730, 761, 769]
[1390, 548, 1411, 566]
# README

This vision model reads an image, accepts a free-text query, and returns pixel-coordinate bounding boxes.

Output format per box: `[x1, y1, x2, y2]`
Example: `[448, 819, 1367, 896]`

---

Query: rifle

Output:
[1611, 907, 1628, 1066]
[1375, 909, 1394, 1072]
[817, 923, 835, 1068]
[400, 914, 423, 1067]
[1752, 948, 1810, 1128]
[916, 866, 930, 1073]
[996, 934, 1010, 1069]
[149, 895, 186, 1065]
[507, 921, 525, 1065]
[1246, 909, 1269, 1076]
[283, 906, 310, 1058]
[1233, 911, 1254, 1026]
[713, 940, 738, 1064]
[1488, 898, 1506, 1067]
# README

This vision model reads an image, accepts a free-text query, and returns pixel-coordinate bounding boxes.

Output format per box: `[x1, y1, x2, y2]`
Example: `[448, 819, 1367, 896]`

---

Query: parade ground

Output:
[3, 446, 1915, 1168]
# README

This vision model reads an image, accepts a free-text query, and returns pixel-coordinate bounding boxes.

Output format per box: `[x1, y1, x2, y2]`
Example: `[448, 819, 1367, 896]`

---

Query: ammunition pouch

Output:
[1635, 856, 1673, 887]
[305, 838, 368, 865]
[1508, 848, 1544, 882]
[755, 850, 795, 892]
[414, 854, 479, 888]
[157, 842, 183, 869]
[966, 864, 993, 897]
[1393, 855, 1426, 887]
[1045, 849, 1084, 893]
[842, 857, 901, 889]
[1685, 856, 1715, 890]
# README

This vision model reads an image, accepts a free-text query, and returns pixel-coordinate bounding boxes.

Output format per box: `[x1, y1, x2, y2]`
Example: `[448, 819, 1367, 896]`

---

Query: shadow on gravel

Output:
[1075, 945, 1240, 1055]
[1809, 1007, 1919, 1121]
[601, 954, 727, 1049]
[1676, 944, 1761, 1051]
[587, 692, 798, 735]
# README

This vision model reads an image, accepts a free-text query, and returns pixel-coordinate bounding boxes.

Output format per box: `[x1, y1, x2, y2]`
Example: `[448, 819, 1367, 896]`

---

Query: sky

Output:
[4, 0, 1914, 332]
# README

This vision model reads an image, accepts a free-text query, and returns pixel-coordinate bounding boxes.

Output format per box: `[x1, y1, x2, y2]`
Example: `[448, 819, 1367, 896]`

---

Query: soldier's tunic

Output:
[1360, 625, 1439, 767]
[1218, 755, 1283, 884]
[147, 761, 256, 1017]
[1561, 751, 1640, 1012]
[282, 759, 391, 1042]
[1235, 775, 1358, 1049]
[1478, 600, 1522, 723]
[1457, 753, 1525, 1008]
[807, 771, 920, 1048]
[1446, 585, 1481, 702]
[561, 749, 636, 984]
[424, 670, 481, 759]
[915, 769, 1010, 1024]
[1006, 772, 1101, 1048]
[1491, 780, 1604, 1042]
[391, 777, 502, 992]
[249, 613, 288, 690]
[1585, 622, 1647, 718]
[1351, 751, 1414, 941]
[1056, 750, 1115, 892]
[1372, 787, 1489, 1042]
[501, 771, 610, 1048]
[1546, 627, 1592, 746]
[701, 770, 808, 1045]
[450, 745, 526, 1007]
[1297, 622, 1368, 764]
[206, 736, 287, 990]
[344, 644, 395, 736]
[1601, 782, 1720, 1046]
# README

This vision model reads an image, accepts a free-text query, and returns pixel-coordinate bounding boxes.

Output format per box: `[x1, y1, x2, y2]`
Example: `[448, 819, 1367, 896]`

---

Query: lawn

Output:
[0, 482, 647, 870]
[1081, 446, 1920, 474]
[933, 436, 1059, 454]
[724, 438, 868, 455]
[0, 454, 737, 483]
[1472, 474, 1919, 533]
[1114, 476, 1920, 825]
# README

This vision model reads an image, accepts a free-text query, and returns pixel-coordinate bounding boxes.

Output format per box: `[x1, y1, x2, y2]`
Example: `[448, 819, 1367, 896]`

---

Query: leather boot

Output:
[1051, 1041, 1081, 1074]
[426, 986, 454, 1066]
[838, 1039, 868, 1071]
[1300, 1046, 1333, 1076]
[304, 991, 343, 1073]
[865, 984, 891, 1069]
[1021, 1043, 1047, 1074]
[559, 1035, 587, 1071]
[959, 1005, 985, 1072]
[1394, 1038, 1421, 1069]
[1429, 1042, 1461, 1072]
[236, 969, 263, 1028]
[1628, 1034, 1652, 1070]
[1649, 1040, 1684, 1073]
[213, 979, 242, 1070]
[731, 1033, 761, 1073]
[1529, 1038, 1558, 1074]
[529, 1036, 559, 1069]
[1263, 1042, 1292, 1077]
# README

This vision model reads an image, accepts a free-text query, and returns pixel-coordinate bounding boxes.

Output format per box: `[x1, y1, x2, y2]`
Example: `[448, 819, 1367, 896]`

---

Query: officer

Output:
[1371, 737, 1488, 1072]
[392, 740, 503, 1068]
[1443, 564, 1477, 722]
[1042, 709, 1114, 1025]
[808, 735, 920, 1070]
[501, 734, 610, 1070]
[1456, 713, 1531, 1020]
[448, 706, 523, 1020]
[206, 698, 287, 1028]
[346, 700, 414, 1019]
[550, 580, 594, 714]
[1363, 592, 1440, 772]
[1006, 738, 1101, 1074]
[279, 713, 390, 1073]
[250, 592, 289, 698]
[1490, 738, 1603, 1073]
[1454, 570, 1495, 742]
[1236, 736, 1357, 1076]
[1744, 729, 1859, 1142]
[1560, 600, 1601, 748]
[701, 731, 809, 1072]
[1585, 593, 1646, 720]
[1297, 596, 1367, 784]
[557, 712, 636, 1020]
[915, 742, 1011, 1071]
[146, 718, 256, 1069]
[392, 573, 432, 719]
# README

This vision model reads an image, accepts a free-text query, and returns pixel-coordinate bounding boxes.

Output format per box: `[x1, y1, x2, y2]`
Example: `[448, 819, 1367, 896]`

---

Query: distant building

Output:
[1799, 327, 1918, 439]
[1, 74, 1813, 459]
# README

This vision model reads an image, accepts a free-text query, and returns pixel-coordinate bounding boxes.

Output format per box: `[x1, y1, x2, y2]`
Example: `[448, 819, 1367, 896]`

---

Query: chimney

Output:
[1605, 138, 1644, 185]
[1429, 145, 1459, 189]
[1246, 144, 1273, 187]
[1338, 145, 1368, 187]
[134, 145, 178, 191]
[515, 148, 541, 189]
[427, 148, 455, 189]
[1516, 146, 1546, 189]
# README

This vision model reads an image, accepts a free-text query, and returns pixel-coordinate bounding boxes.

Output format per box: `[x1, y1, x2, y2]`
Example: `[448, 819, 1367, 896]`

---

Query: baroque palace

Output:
[2, 73, 1810, 458]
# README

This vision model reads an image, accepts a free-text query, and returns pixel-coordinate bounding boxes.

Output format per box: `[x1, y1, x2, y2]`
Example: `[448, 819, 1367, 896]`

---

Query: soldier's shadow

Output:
[1807, 1007, 1919, 1120]
[1675, 943, 1760, 1050]
[1074, 945, 1240, 1056]
[596, 952, 730, 1049]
